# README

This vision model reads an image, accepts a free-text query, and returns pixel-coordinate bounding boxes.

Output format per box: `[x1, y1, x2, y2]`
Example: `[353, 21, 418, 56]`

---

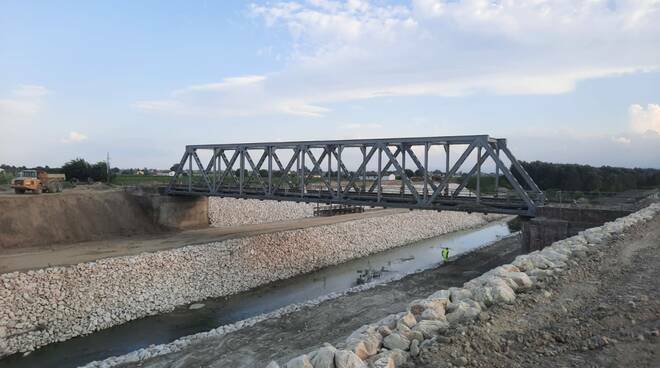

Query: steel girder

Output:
[166, 135, 544, 216]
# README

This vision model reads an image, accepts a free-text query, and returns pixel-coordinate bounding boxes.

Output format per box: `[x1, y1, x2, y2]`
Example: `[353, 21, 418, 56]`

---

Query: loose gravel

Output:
[209, 198, 315, 227]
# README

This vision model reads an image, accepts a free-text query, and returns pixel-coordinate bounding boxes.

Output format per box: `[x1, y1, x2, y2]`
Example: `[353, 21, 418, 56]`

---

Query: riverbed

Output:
[1, 220, 514, 368]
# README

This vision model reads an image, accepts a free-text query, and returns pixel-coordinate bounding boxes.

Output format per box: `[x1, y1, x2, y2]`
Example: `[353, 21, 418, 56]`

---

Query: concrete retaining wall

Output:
[535, 206, 631, 224]
[0, 210, 494, 357]
[522, 206, 635, 251]
[133, 193, 209, 230]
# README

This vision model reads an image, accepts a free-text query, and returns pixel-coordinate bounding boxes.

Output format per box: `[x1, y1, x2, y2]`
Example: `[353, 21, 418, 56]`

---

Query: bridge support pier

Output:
[521, 206, 633, 252]
[521, 217, 569, 252]
[129, 189, 209, 230]
[150, 195, 209, 230]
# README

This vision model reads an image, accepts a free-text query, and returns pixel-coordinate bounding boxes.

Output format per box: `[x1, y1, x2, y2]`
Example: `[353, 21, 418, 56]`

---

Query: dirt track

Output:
[417, 215, 660, 368]
[0, 208, 405, 273]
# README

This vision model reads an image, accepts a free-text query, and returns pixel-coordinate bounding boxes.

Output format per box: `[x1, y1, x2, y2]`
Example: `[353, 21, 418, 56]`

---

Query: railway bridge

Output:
[166, 135, 544, 216]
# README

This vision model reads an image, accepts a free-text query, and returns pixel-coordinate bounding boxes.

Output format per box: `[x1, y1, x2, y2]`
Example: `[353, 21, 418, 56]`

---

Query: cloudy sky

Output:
[1, 0, 659, 169]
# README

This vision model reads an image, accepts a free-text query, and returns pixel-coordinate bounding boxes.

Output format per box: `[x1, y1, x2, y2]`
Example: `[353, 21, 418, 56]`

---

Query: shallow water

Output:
[2, 220, 512, 368]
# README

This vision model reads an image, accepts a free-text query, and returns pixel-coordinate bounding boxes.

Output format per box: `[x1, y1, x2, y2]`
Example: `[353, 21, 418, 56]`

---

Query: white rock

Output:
[285, 355, 312, 368]
[446, 300, 481, 324]
[399, 312, 417, 328]
[310, 345, 336, 368]
[372, 356, 395, 368]
[412, 320, 449, 339]
[334, 349, 367, 368]
[383, 332, 411, 350]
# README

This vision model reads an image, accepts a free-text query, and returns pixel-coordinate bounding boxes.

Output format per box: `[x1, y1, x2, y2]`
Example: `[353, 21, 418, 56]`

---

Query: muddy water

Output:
[2, 220, 513, 368]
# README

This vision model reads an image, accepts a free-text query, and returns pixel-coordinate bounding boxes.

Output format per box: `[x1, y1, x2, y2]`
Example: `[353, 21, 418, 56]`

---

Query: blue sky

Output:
[1, 0, 659, 169]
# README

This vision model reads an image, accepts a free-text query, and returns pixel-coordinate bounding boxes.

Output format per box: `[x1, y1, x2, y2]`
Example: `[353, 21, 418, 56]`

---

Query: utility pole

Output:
[106, 152, 111, 184]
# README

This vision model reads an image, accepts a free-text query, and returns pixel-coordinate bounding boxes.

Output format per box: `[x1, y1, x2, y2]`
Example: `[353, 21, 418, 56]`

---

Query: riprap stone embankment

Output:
[263, 203, 660, 368]
[0, 208, 494, 357]
[208, 197, 315, 227]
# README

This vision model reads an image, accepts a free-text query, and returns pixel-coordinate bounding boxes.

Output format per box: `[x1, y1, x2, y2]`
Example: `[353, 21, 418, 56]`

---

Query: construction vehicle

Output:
[11, 170, 66, 194]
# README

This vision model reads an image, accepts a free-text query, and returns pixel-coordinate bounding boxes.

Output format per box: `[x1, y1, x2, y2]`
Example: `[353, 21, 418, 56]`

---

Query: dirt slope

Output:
[417, 215, 660, 368]
[0, 191, 163, 249]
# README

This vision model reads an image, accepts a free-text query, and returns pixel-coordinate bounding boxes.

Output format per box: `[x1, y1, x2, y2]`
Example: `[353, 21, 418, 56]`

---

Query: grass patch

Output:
[111, 175, 172, 185]
[465, 175, 512, 193]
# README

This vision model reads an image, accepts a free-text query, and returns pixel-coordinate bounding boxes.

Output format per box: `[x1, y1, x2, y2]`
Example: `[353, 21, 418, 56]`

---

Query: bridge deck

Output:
[168, 185, 532, 215]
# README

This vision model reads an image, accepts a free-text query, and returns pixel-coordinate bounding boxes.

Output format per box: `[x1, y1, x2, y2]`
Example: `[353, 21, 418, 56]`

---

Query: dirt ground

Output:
[116, 235, 522, 368]
[417, 215, 660, 368]
[0, 208, 405, 273]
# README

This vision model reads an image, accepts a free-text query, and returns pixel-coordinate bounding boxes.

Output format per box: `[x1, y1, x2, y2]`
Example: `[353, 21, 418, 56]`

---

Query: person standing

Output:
[442, 247, 450, 263]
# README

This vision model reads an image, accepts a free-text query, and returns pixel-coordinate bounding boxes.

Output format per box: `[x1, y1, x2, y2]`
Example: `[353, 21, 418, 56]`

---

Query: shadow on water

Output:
[1, 220, 513, 368]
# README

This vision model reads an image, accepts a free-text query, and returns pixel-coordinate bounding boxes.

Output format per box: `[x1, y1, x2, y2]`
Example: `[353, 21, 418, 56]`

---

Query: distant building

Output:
[364, 174, 396, 181]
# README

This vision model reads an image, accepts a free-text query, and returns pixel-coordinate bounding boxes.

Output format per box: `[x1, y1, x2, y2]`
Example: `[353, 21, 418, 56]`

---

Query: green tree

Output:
[62, 158, 92, 181]
[90, 162, 109, 182]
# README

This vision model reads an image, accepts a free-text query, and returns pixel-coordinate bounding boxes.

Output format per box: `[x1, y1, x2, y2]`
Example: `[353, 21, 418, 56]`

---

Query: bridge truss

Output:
[166, 135, 544, 216]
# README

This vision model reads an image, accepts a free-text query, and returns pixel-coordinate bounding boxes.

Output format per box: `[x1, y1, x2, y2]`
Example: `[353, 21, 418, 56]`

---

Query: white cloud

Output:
[61, 131, 88, 143]
[342, 123, 384, 129]
[136, 1, 660, 118]
[13, 85, 49, 98]
[0, 85, 49, 120]
[175, 75, 267, 94]
[629, 104, 660, 134]
[0, 99, 40, 115]
[612, 136, 632, 144]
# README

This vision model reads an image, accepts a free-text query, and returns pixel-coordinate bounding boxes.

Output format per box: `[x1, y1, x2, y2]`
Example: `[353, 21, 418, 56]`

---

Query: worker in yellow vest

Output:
[442, 247, 450, 263]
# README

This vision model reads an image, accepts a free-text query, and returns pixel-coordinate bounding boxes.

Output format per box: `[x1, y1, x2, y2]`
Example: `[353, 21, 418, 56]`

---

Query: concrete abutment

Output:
[522, 206, 632, 251]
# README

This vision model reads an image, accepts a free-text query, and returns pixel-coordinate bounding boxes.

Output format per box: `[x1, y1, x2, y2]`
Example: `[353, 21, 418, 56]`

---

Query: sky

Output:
[1, 0, 659, 170]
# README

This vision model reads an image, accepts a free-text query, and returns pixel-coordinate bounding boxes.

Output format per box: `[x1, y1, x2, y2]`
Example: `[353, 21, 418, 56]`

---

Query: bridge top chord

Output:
[166, 135, 544, 216]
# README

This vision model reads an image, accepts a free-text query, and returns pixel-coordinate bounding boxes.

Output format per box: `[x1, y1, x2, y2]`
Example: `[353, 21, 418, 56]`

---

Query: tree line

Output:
[513, 161, 660, 192]
[1, 160, 112, 182]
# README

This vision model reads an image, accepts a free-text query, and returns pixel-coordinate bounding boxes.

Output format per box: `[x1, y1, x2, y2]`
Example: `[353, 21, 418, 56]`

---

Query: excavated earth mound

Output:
[0, 191, 162, 249]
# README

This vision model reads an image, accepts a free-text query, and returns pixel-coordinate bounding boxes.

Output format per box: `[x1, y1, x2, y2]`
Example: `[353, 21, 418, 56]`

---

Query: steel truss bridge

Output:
[166, 135, 544, 216]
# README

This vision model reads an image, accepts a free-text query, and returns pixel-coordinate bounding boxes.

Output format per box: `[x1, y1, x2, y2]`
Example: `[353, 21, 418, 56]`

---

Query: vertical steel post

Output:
[495, 144, 500, 198]
[268, 146, 273, 195]
[361, 145, 366, 193]
[239, 147, 245, 195]
[378, 144, 382, 203]
[337, 145, 343, 198]
[188, 149, 192, 192]
[213, 148, 217, 193]
[444, 144, 450, 196]
[327, 146, 332, 191]
[476, 146, 481, 204]
[300, 146, 306, 197]
[220, 150, 224, 190]
[424, 142, 429, 200]
[401, 145, 406, 195]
